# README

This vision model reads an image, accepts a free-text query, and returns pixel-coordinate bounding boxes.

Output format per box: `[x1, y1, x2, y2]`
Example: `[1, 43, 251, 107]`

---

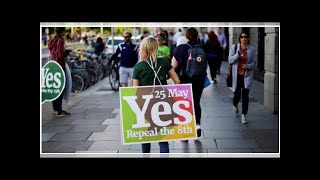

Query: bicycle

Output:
[109, 58, 120, 91]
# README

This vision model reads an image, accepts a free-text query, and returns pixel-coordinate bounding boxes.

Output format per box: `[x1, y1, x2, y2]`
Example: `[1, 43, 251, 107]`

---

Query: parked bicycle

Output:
[109, 57, 120, 91]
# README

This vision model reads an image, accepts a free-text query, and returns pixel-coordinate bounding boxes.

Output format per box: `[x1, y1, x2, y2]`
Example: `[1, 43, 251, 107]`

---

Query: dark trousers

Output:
[52, 66, 65, 113]
[142, 142, 169, 153]
[233, 75, 250, 115]
[217, 58, 222, 73]
[191, 76, 205, 125]
[52, 93, 63, 112]
[180, 75, 204, 125]
[207, 58, 218, 80]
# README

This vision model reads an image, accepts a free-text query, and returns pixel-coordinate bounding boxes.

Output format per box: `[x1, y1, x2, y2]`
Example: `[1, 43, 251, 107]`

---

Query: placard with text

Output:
[120, 84, 197, 145]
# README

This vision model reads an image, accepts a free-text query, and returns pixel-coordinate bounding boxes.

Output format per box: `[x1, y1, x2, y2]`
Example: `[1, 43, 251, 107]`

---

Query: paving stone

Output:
[85, 113, 115, 120]
[42, 133, 56, 142]
[103, 124, 121, 132]
[207, 148, 252, 153]
[203, 130, 244, 139]
[87, 131, 121, 141]
[42, 126, 74, 133]
[42, 141, 94, 153]
[71, 119, 104, 125]
[88, 140, 130, 151]
[215, 139, 261, 149]
[45, 118, 74, 126]
[68, 125, 107, 133]
[173, 139, 217, 149]
[101, 118, 120, 125]
[50, 132, 92, 141]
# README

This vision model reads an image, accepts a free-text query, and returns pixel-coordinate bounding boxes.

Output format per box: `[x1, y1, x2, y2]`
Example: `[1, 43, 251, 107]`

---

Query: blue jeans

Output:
[142, 142, 169, 153]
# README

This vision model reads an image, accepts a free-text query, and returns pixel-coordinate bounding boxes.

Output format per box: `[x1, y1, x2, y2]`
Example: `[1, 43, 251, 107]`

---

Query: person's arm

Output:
[132, 63, 141, 86]
[222, 34, 227, 49]
[132, 79, 140, 86]
[133, 44, 139, 64]
[243, 47, 256, 70]
[168, 68, 180, 84]
[56, 39, 66, 60]
[228, 44, 239, 64]
[171, 56, 178, 69]
[108, 45, 121, 64]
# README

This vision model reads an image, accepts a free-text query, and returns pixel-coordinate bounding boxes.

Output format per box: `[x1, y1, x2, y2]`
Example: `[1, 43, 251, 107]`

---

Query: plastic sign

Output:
[120, 84, 197, 145]
[41, 61, 65, 103]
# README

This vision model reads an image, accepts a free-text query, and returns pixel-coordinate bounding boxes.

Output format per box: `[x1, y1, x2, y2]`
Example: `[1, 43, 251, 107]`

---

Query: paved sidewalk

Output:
[41, 61, 279, 157]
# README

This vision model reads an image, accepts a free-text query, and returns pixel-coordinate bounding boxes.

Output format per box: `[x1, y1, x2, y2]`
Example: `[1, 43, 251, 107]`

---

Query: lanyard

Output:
[145, 59, 164, 93]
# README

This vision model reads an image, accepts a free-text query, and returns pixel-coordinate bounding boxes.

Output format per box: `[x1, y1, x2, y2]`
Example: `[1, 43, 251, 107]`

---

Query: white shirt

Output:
[176, 36, 188, 46]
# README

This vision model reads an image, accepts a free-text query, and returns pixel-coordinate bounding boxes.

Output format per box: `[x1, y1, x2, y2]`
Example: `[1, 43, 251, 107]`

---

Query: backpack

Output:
[185, 43, 207, 78]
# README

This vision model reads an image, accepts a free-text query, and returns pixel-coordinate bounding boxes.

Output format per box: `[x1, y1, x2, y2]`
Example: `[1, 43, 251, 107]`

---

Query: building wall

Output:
[249, 27, 259, 70]
[264, 27, 279, 114]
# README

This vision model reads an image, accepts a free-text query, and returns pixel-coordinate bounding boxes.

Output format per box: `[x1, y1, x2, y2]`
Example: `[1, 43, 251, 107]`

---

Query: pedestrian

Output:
[171, 27, 205, 139]
[94, 37, 105, 55]
[140, 30, 149, 42]
[84, 34, 88, 46]
[43, 34, 48, 46]
[108, 32, 139, 87]
[132, 36, 180, 153]
[155, 34, 171, 60]
[203, 31, 223, 83]
[48, 27, 71, 117]
[228, 31, 256, 124]
[215, 27, 227, 74]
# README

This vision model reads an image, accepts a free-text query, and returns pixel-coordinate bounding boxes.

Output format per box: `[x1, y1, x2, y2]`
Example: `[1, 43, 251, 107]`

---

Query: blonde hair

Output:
[139, 36, 158, 62]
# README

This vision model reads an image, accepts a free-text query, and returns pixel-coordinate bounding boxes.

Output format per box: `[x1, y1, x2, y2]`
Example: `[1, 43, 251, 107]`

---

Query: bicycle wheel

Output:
[96, 63, 104, 80]
[72, 74, 84, 93]
[109, 67, 119, 91]
[87, 69, 98, 85]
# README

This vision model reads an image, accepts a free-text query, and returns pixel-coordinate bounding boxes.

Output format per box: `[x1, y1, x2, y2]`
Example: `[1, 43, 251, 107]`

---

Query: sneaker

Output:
[241, 114, 247, 124]
[196, 124, 201, 137]
[233, 106, 239, 115]
[52, 111, 58, 115]
[56, 110, 71, 117]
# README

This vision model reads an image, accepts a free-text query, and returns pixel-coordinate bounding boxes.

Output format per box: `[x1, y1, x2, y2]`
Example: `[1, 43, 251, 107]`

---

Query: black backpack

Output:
[185, 43, 207, 78]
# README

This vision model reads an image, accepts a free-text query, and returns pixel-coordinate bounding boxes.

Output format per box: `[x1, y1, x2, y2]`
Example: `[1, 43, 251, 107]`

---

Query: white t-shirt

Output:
[176, 36, 188, 46]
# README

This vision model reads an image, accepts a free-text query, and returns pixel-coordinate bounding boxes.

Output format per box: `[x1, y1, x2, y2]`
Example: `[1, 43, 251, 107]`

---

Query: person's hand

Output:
[242, 64, 248, 70]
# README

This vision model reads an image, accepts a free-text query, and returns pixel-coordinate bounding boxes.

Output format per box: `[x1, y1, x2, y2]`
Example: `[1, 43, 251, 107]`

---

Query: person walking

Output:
[228, 31, 256, 124]
[171, 27, 205, 138]
[132, 36, 180, 153]
[215, 27, 227, 74]
[203, 31, 223, 83]
[108, 32, 139, 87]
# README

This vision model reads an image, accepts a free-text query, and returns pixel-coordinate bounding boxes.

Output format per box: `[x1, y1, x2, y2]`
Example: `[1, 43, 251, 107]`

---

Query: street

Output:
[41, 61, 279, 157]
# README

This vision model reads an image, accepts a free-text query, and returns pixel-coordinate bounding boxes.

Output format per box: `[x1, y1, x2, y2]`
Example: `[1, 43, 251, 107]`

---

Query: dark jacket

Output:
[109, 41, 138, 68]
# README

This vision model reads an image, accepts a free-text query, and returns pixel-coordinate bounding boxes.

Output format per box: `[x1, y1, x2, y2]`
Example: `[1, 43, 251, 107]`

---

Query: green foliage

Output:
[81, 27, 90, 32]
[115, 27, 124, 36]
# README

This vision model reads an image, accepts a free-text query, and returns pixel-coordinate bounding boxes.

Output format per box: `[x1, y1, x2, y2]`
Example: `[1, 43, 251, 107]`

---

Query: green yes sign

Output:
[41, 61, 65, 103]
